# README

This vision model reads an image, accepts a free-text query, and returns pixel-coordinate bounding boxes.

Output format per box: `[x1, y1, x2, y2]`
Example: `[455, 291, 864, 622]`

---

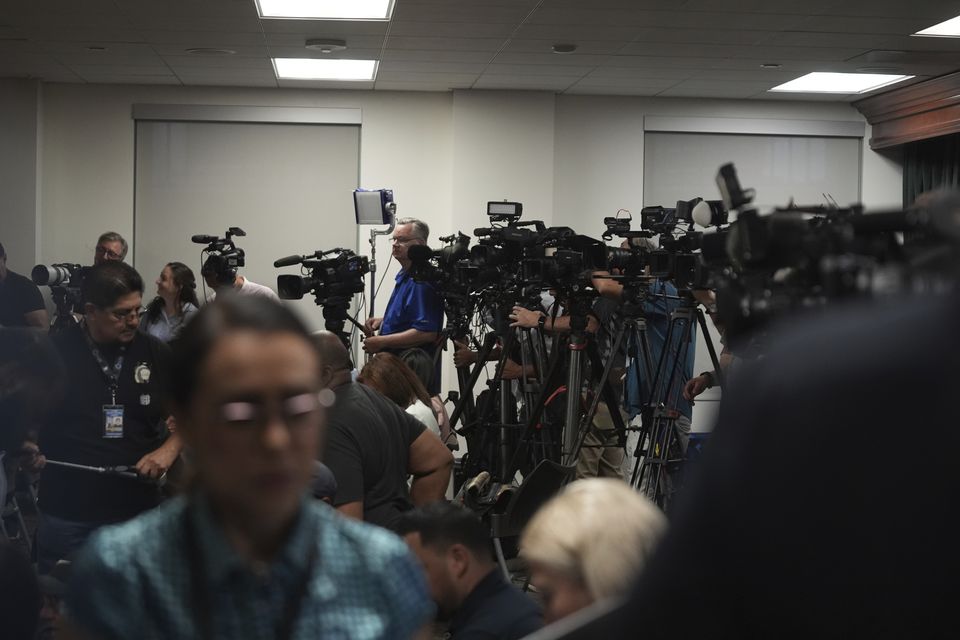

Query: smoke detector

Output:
[305, 39, 347, 53]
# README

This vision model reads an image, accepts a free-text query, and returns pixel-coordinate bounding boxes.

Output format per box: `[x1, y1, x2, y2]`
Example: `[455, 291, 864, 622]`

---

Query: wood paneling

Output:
[855, 71, 960, 149]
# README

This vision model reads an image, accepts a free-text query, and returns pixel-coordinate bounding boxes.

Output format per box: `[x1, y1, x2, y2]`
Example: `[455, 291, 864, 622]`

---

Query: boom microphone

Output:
[191, 234, 218, 244]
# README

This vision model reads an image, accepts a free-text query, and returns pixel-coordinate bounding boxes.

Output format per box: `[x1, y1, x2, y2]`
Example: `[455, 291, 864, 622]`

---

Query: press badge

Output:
[103, 405, 125, 439]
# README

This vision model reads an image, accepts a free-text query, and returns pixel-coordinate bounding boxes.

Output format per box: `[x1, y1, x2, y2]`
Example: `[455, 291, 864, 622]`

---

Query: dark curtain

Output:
[902, 133, 960, 207]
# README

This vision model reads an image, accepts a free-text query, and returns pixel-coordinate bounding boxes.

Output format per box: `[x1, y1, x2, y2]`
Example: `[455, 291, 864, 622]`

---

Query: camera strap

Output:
[82, 324, 126, 404]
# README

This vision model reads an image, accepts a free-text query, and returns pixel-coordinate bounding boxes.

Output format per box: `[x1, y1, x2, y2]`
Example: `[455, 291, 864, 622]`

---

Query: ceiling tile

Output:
[83, 75, 182, 85]
[490, 52, 611, 66]
[262, 33, 386, 49]
[375, 71, 480, 83]
[392, 3, 533, 23]
[512, 24, 645, 41]
[484, 63, 594, 77]
[378, 60, 487, 73]
[381, 49, 493, 63]
[257, 19, 389, 36]
[388, 21, 516, 38]
[266, 47, 382, 60]
[500, 39, 628, 55]
[385, 36, 504, 51]
[151, 43, 271, 57]
[374, 81, 461, 91]
[136, 30, 266, 47]
[163, 55, 275, 70]
[473, 74, 579, 90]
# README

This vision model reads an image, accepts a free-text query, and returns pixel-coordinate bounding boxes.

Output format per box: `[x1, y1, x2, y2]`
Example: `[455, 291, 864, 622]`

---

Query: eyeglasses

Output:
[103, 305, 145, 322]
[216, 393, 324, 430]
[391, 236, 420, 245]
[95, 245, 123, 260]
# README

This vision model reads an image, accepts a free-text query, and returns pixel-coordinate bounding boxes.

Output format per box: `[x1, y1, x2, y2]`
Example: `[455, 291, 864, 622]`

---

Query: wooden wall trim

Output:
[854, 72, 960, 149]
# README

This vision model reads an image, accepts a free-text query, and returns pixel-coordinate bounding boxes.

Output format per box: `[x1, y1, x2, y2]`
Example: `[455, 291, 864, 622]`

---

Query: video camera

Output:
[193, 227, 246, 286]
[274, 248, 369, 305]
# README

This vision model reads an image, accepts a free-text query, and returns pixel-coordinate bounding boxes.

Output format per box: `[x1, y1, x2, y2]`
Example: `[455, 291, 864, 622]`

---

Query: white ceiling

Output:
[2, 0, 960, 100]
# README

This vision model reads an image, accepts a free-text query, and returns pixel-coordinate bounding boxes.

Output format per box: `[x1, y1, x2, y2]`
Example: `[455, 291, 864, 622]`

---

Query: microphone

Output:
[474, 228, 492, 238]
[406, 245, 434, 261]
[273, 255, 304, 268]
[191, 234, 218, 244]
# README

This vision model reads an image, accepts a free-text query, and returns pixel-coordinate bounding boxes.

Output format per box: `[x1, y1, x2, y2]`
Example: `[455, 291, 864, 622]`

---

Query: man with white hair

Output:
[363, 217, 444, 393]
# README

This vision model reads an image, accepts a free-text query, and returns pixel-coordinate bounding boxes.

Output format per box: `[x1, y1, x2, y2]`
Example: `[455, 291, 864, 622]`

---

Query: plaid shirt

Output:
[67, 495, 433, 639]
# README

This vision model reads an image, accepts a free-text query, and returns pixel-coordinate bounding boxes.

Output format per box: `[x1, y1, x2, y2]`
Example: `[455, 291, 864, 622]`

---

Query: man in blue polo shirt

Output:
[363, 217, 444, 393]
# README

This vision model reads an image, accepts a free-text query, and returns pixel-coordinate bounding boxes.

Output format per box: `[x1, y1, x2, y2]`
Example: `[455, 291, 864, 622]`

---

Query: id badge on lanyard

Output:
[85, 327, 127, 439]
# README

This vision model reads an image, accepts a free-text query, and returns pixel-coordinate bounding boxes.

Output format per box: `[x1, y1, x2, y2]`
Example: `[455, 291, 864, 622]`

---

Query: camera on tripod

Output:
[274, 248, 369, 304]
[193, 227, 246, 286]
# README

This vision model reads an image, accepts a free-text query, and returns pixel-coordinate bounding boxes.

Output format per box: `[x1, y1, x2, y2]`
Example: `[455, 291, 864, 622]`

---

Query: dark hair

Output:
[166, 295, 312, 410]
[0, 542, 41, 639]
[359, 353, 431, 408]
[0, 241, 6, 259]
[394, 501, 493, 561]
[399, 348, 435, 393]
[145, 262, 200, 324]
[81, 261, 144, 309]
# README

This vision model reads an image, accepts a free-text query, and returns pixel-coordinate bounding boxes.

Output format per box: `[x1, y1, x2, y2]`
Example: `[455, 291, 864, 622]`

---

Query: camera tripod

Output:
[628, 293, 722, 510]
[451, 296, 555, 484]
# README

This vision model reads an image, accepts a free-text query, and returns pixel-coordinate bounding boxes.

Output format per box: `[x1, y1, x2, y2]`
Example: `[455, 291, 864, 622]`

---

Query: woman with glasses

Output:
[64, 295, 434, 639]
[140, 262, 200, 342]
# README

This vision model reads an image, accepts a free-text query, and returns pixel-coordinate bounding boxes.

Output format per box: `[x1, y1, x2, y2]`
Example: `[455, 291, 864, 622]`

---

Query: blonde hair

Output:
[520, 478, 667, 601]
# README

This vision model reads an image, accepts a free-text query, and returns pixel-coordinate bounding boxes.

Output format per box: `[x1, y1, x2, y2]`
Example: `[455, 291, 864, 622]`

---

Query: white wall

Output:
[0, 78, 41, 273]
[34, 83, 902, 402]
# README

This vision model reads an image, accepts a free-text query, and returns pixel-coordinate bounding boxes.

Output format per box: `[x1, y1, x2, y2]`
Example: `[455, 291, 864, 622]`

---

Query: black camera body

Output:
[275, 249, 369, 304]
[194, 227, 246, 286]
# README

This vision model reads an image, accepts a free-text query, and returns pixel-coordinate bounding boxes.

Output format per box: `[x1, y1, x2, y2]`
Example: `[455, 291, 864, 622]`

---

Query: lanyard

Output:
[183, 507, 318, 640]
[82, 325, 126, 404]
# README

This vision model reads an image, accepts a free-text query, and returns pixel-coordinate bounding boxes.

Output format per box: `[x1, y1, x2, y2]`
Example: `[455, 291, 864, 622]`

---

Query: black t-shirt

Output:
[0, 269, 45, 327]
[38, 323, 171, 523]
[321, 382, 426, 531]
[450, 569, 542, 640]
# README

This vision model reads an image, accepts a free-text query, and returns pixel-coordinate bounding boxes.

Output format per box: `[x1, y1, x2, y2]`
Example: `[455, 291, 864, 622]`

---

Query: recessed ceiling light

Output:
[552, 43, 577, 54]
[86, 46, 108, 52]
[255, 0, 394, 20]
[769, 72, 914, 94]
[273, 58, 377, 81]
[760, 63, 782, 69]
[913, 15, 960, 37]
[186, 47, 237, 55]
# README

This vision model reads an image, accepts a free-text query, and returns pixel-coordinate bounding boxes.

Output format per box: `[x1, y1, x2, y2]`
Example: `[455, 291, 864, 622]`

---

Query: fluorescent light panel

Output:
[914, 15, 960, 37]
[273, 58, 378, 81]
[769, 72, 913, 94]
[256, 0, 394, 20]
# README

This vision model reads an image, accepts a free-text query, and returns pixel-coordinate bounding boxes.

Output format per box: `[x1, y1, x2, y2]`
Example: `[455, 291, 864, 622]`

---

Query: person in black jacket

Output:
[397, 501, 543, 640]
[34, 262, 180, 572]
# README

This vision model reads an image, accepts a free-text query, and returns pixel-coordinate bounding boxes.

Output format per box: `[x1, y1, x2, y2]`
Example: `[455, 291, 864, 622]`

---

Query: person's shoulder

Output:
[80, 497, 186, 567]
[314, 502, 410, 568]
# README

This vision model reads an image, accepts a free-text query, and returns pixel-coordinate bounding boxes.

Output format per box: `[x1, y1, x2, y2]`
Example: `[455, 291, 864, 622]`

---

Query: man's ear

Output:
[84, 302, 98, 316]
[448, 544, 472, 579]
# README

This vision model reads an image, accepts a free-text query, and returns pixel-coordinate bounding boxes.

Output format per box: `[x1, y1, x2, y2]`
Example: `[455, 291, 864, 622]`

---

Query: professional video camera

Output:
[705, 162, 959, 354]
[193, 227, 246, 287]
[31, 263, 89, 331]
[602, 198, 729, 290]
[274, 248, 370, 342]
